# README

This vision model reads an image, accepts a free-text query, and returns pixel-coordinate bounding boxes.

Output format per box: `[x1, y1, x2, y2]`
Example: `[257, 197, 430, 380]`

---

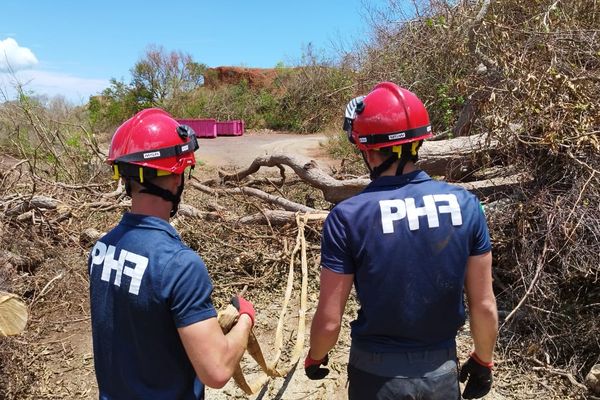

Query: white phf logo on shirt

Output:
[379, 194, 463, 233]
[89, 242, 149, 295]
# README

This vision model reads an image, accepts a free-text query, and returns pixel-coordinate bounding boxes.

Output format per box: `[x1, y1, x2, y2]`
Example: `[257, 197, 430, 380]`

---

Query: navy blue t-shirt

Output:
[321, 171, 491, 352]
[88, 213, 217, 399]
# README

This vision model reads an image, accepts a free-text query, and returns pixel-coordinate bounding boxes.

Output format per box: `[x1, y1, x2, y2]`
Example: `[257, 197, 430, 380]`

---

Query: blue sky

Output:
[0, 0, 375, 104]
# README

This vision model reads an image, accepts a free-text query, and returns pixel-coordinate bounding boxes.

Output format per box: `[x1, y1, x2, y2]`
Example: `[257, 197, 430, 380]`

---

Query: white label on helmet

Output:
[143, 151, 161, 159]
[359, 137, 368, 143]
[388, 132, 406, 140]
[181, 144, 189, 152]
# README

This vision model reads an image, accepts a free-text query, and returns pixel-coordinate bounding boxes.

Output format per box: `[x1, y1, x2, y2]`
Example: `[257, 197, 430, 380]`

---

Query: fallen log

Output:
[219, 152, 526, 204]
[5, 195, 59, 216]
[219, 154, 369, 204]
[454, 173, 530, 199]
[417, 133, 498, 178]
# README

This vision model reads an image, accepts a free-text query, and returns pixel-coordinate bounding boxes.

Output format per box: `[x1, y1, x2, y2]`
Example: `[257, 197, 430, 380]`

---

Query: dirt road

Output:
[196, 131, 337, 170]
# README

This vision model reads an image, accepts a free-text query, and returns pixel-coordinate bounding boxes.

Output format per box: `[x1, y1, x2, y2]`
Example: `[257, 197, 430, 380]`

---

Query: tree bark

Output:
[219, 154, 369, 204]
[237, 210, 329, 226]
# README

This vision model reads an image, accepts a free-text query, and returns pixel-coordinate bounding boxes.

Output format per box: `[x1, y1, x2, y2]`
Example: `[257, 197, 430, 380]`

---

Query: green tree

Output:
[131, 45, 207, 108]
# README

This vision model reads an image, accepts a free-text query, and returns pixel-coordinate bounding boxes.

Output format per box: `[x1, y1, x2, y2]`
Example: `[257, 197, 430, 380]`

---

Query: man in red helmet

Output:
[88, 108, 255, 399]
[305, 83, 498, 399]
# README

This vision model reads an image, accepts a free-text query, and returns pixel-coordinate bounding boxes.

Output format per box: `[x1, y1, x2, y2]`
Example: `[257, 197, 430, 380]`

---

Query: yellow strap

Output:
[411, 141, 419, 156]
[139, 167, 144, 183]
[111, 165, 120, 180]
[392, 145, 402, 158]
[391, 142, 420, 157]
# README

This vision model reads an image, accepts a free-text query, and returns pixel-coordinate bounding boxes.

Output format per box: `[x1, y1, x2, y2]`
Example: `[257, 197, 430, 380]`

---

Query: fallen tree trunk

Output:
[219, 152, 524, 204]
[417, 133, 498, 178]
[219, 154, 369, 204]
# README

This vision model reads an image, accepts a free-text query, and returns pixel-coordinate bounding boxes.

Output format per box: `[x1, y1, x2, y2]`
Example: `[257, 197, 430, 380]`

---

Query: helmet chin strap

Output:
[366, 142, 422, 180]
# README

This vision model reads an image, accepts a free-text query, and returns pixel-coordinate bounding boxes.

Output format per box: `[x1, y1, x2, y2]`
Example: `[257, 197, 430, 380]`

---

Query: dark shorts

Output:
[347, 347, 460, 400]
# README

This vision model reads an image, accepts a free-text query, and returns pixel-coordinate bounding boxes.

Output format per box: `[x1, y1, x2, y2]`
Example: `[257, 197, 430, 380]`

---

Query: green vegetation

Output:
[86, 45, 356, 134]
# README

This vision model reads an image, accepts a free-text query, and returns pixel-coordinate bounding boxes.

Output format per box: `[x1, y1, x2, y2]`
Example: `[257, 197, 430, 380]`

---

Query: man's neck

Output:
[378, 161, 417, 177]
[131, 194, 172, 221]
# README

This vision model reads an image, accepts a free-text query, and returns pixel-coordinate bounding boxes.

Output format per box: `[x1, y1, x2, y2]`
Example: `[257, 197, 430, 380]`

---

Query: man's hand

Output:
[304, 352, 329, 380]
[459, 353, 493, 399]
[231, 295, 255, 326]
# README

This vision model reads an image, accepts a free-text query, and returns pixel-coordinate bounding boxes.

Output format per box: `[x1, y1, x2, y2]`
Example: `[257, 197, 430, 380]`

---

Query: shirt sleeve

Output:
[160, 249, 218, 328]
[470, 197, 492, 256]
[320, 207, 355, 274]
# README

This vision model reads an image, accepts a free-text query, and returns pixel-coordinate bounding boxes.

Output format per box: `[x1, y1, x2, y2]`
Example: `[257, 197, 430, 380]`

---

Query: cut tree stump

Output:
[0, 291, 28, 336]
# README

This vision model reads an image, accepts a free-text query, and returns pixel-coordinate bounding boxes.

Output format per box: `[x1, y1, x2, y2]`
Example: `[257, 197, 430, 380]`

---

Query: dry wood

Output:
[454, 173, 530, 198]
[219, 154, 369, 204]
[178, 203, 205, 218]
[0, 291, 28, 336]
[215, 215, 311, 395]
[238, 210, 328, 226]
[191, 181, 316, 213]
[417, 133, 498, 178]
[5, 195, 59, 216]
[80, 228, 105, 246]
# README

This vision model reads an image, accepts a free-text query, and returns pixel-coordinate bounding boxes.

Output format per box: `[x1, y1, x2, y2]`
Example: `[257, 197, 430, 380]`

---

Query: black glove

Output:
[459, 354, 493, 399]
[304, 352, 329, 380]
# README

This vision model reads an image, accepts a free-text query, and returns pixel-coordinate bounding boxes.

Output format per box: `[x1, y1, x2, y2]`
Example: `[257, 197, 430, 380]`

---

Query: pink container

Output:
[216, 120, 245, 136]
[176, 119, 217, 138]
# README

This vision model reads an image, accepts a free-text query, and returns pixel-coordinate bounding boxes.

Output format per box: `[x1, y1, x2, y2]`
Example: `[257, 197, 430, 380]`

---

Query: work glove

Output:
[304, 351, 329, 380]
[230, 295, 255, 327]
[459, 352, 493, 399]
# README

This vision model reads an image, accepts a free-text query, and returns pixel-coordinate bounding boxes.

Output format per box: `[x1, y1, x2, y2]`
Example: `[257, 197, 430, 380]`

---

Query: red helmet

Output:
[351, 82, 432, 151]
[108, 108, 197, 177]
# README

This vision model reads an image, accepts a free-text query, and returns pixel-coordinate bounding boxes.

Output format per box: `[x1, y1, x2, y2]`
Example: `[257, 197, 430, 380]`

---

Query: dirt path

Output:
[195, 130, 338, 171]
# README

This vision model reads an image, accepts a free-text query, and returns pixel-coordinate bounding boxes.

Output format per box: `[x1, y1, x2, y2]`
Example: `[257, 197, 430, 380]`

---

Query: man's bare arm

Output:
[465, 251, 498, 362]
[309, 268, 354, 360]
[178, 315, 252, 388]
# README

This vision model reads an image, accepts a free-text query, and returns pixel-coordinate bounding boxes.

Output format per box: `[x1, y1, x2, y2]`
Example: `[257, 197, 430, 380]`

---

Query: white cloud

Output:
[0, 70, 109, 104]
[0, 38, 38, 72]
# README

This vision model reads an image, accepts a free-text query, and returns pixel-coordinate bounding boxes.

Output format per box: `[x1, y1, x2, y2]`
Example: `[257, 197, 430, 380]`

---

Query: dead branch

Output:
[219, 154, 370, 204]
[237, 210, 329, 226]
[5, 195, 59, 216]
[178, 203, 205, 218]
[190, 181, 317, 213]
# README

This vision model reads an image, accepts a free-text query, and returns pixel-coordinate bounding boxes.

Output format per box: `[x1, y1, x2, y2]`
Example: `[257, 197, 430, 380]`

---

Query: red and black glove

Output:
[459, 352, 493, 399]
[304, 351, 329, 380]
[231, 295, 255, 326]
